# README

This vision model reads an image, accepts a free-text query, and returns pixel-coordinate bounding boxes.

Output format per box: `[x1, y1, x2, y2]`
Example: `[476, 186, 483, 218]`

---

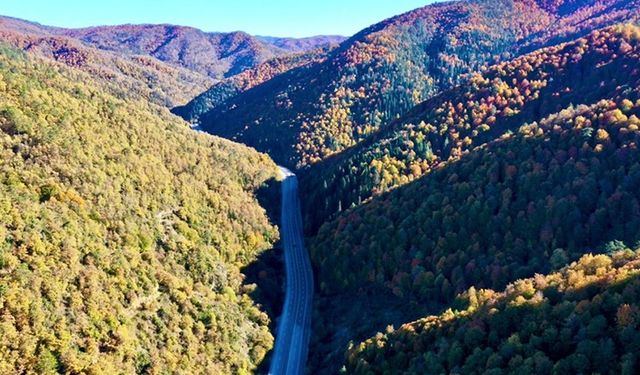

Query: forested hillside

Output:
[192, 0, 639, 168]
[308, 25, 640, 373]
[4, 2, 640, 374]
[0, 46, 279, 374]
[256, 35, 345, 52]
[300, 23, 640, 232]
[347, 249, 640, 374]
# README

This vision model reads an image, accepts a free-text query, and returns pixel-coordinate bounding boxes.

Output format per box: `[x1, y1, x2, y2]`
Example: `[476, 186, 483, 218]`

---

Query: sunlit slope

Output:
[312, 90, 640, 307]
[0, 46, 278, 374]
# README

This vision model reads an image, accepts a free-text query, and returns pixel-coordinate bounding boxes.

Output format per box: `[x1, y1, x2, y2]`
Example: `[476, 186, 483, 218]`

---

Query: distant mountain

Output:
[61, 24, 344, 79]
[0, 44, 279, 373]
[307, 24, 640, 373]
[190, 0, 639, 168]
[0, 16, 212, 106]
[256, 35, 346, 52]
[0, 16, 344, 106]
[0, 17, 214, 107]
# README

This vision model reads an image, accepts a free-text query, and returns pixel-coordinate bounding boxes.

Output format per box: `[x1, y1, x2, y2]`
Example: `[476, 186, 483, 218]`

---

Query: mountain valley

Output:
[1, 1, 640, 374]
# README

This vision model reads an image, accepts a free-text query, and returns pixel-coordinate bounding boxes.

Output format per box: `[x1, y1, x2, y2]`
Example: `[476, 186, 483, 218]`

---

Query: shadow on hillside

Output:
[241, 243, 285, 374]
[305, 110, 640, 372]
[309, 290, 442, 375]
[256, 176, 282, 226]
[344, 268, 640, 373]
[194, 61, 328, 169]
[298, 40, 638, 236]
[241, 176, 284, 374]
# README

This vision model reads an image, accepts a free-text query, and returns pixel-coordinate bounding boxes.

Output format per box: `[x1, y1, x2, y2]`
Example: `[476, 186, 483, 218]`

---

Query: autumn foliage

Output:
[192, 0, 639, 169]
[346, 250, 640, 374]
[0, 46, 278, 373]
[301, 24, 640, 233]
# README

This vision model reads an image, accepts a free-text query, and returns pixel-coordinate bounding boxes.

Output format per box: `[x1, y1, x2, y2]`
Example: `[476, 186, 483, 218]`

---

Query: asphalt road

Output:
[269, 167, 314, 375]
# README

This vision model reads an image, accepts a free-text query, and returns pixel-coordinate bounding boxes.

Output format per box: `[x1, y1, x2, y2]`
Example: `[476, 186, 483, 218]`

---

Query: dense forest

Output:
[186, 0, 639, 169]
[347, 249, 640, 374]
[307, 24, 640, 372]
[310, 94, 640, 373]
[0, 46, 279, 373]
[0, 28, 210, 107]
[300, 23, 640, 233]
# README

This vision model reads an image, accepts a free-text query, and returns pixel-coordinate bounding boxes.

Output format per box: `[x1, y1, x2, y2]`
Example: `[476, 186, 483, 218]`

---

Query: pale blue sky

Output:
[0, 0, 435, 38]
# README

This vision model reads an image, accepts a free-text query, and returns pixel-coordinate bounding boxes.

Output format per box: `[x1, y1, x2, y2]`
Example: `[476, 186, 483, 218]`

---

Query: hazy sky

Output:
[0, 0, 434, 38]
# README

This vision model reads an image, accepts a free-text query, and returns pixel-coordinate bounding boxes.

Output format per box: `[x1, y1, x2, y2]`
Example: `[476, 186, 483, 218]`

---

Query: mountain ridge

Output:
[3, 2, 640, 374]
[0, 15, 345, 79]
[186, 0, 639, 169]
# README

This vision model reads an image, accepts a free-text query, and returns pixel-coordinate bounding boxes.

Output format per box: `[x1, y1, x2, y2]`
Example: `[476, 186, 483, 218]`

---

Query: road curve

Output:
[269, 167, 314, 375]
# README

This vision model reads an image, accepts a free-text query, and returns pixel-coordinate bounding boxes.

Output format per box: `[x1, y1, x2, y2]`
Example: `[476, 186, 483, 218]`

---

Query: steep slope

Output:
[172, 46, 334, 123]
[0, 46, 279, 373]
[305, 25, 640, 369]
[194, 0, 639, 168]
[308, 25, 640, 372]
[347, 250, 640, 374]
[300, 23, 640, 232]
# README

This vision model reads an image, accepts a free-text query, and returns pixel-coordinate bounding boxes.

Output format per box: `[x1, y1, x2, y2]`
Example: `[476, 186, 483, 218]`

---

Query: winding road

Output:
[269, 167, 314, 375]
